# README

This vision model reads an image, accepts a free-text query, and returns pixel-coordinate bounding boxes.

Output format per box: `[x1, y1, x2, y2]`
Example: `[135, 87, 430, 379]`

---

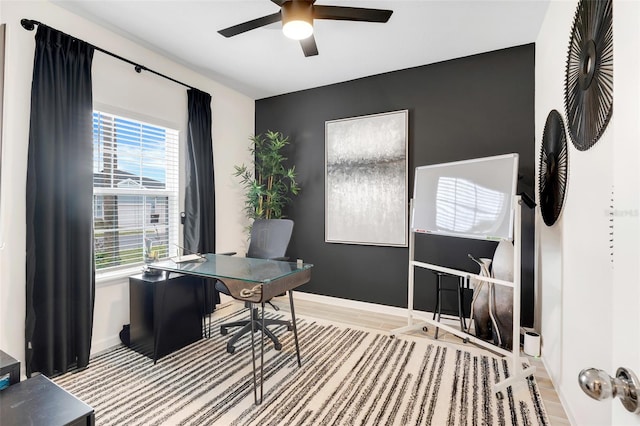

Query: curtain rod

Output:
[21, 18, 198, 91]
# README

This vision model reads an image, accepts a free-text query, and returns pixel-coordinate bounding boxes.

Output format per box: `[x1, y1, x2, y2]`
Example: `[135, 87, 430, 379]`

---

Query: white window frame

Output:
[93, 107, 180, 281]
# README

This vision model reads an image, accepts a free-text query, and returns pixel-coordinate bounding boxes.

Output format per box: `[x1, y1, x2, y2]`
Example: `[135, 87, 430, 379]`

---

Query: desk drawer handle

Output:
[240, 285, 262, 298]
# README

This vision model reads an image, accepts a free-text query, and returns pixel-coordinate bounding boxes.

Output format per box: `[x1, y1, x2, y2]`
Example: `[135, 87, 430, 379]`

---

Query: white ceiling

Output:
[53, 0, 550, 100]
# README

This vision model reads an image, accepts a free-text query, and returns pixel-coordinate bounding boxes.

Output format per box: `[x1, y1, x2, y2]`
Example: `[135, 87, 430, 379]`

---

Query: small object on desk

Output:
[170, 253, 205, 263]
[144, 237, 159, 263]
[297, 258, 303, 268]
[142, 265, 163, 276]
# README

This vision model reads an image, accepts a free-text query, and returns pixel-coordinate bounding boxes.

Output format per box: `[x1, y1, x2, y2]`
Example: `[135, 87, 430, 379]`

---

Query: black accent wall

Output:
[255, 44, 535, 326]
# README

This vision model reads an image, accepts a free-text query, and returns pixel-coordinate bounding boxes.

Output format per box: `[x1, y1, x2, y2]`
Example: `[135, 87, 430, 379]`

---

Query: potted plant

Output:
[234, 130, 300, 221]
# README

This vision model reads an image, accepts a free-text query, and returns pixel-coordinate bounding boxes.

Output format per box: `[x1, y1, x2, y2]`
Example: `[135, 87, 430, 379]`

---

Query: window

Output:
[93, 111, 179, 272]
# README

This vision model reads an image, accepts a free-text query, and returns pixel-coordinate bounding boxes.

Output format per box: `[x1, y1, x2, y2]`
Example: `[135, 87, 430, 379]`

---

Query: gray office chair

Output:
[215, 219, 294, 354]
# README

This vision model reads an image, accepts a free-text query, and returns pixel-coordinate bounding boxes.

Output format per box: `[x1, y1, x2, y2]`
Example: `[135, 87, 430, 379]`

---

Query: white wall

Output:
[536, 1, 640, 425]
[611, 1, 640, 425]
[0, 0, 254, 371]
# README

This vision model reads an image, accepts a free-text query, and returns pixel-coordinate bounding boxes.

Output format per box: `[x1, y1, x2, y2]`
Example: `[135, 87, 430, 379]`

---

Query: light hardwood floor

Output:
[262, 296, 571, 426]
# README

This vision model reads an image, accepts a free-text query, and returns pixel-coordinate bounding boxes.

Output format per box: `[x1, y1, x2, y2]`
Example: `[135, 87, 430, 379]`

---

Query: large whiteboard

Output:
[411, 154, 519, 241]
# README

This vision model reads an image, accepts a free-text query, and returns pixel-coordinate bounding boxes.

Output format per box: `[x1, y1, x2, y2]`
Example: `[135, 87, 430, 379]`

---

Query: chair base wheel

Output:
[287, 324, 293, 331]
[274, 343, 282, 351]
[496, 391, 504, 400]
[226, 345, 235, 354]
[220, 327, 228, 336]
[422, 326, 428, 332]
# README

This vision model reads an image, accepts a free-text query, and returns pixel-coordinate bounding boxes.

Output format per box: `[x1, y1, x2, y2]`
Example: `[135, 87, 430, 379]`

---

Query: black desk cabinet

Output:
[0, 374, 94, 426]
[129, 273, 204, 361]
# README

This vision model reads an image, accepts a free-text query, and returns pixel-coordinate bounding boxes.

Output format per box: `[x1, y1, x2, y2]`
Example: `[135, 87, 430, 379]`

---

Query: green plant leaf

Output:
[234, 131, 301, 224]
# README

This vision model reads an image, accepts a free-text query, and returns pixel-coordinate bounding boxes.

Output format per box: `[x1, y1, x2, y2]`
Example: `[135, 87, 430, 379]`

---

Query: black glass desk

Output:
[149, 254, 313, 404]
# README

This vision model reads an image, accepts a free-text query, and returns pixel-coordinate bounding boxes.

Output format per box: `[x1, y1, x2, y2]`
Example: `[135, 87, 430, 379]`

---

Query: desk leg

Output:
[250, 303, 264, 405]
[457, 276, 467, 331]
[260, 302, 265, 402]
[289, 291, 301, 367]
[201, 280, 209, 338]
[432, 273, 443, 339]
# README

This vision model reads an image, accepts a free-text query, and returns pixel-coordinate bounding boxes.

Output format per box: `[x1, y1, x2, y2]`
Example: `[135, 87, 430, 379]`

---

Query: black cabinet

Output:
[0, 375, 94, 426]
[129, 273, 204, 361]
[0, 350, 20, 388]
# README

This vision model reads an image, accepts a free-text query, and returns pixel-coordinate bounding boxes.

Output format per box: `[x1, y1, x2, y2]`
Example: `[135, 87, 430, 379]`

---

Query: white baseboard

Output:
[292, 291, 414, 317]
[541, 355, 576, 425]
[291, 291, 456, 324]
[292, 291, 505, 332]
[91, 335, 123, 356]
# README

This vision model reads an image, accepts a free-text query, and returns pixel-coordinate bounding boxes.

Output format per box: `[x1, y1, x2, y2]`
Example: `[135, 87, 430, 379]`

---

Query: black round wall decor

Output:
[539, 110, 568, 226]
[564, 0, 613, 151]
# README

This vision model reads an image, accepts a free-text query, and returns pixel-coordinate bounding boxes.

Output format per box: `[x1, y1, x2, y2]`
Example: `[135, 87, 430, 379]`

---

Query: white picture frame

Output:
[325, 110, 408, 247]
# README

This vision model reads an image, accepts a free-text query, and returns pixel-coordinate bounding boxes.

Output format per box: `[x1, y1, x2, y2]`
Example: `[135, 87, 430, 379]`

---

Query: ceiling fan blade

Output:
[312, 5, 393, 23]
[300, 35, 318, 57]
[218, 12, 282, 37]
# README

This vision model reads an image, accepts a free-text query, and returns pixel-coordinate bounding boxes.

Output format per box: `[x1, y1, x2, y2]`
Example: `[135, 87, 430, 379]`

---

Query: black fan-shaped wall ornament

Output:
[564, 0, 613, 151]
[539, 110, 568, 226]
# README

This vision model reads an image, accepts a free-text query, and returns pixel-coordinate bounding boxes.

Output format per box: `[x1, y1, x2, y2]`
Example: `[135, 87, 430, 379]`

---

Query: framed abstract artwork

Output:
[325, 110, 408, 247]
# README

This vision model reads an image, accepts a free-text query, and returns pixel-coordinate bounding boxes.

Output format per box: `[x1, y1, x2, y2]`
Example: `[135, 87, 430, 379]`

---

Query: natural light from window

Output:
[92, 111, 179, 273]
[434, 177, 505, 234]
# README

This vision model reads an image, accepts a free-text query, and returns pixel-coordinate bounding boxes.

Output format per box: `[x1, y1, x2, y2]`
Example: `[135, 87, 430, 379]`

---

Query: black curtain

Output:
[25, 26, 95, 377]
[183, 89, 218, 309]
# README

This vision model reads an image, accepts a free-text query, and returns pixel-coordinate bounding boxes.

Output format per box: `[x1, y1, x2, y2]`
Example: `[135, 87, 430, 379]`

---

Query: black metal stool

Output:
[432, 272, 469, 339]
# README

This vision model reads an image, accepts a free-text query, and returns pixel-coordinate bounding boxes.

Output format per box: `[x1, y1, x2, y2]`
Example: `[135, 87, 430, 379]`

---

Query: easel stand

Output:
[391, 196, 535, 396]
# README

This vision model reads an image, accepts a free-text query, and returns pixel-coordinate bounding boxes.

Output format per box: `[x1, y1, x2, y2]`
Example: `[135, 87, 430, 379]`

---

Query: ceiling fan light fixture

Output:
[283, 20, 313, 40]
[218, 0, 394, 57]
[282, 1, 313, 40]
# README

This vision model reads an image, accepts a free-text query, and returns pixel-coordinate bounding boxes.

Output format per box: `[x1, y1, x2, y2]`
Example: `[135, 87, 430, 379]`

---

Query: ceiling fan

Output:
[218, 0, 393, 57]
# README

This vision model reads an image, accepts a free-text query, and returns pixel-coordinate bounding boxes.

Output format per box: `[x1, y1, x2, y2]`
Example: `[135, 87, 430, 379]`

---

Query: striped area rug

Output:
[54, 303, 549, 425]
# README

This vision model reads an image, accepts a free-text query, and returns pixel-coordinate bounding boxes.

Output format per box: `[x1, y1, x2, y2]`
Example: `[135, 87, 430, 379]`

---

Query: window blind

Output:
[93, 111, 179, 272]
